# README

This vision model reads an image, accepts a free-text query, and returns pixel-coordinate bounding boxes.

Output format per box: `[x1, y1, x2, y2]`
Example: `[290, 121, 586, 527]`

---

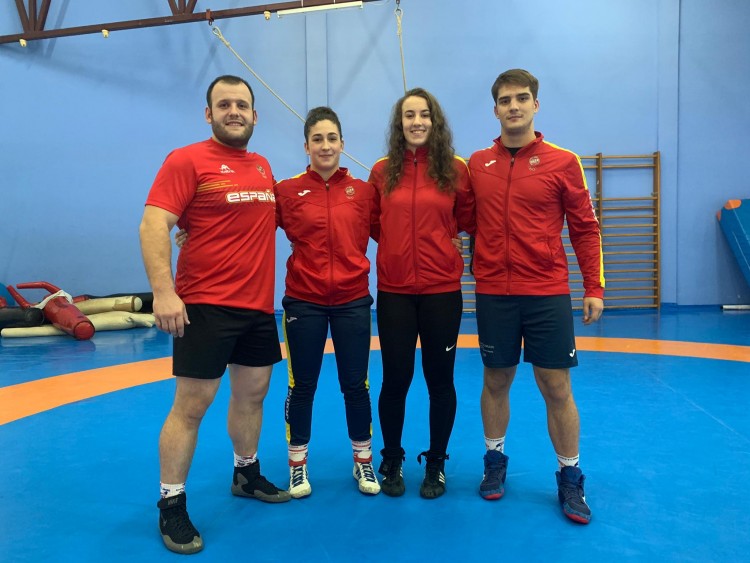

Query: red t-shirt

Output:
[145, 139, 276, 313]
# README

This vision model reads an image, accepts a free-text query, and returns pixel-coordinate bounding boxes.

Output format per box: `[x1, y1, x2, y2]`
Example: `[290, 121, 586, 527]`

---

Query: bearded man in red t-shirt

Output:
[139, 75, 290, 556]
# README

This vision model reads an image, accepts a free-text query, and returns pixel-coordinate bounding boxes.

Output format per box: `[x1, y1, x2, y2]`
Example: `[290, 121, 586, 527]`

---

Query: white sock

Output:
[160, 482, 185, 499]
[485, 435, 506, 453]
[288, 444, 308, 464]
[352, 439, 373, 462]
[557, 453, 580, 468]
[234, 452, 258, 467]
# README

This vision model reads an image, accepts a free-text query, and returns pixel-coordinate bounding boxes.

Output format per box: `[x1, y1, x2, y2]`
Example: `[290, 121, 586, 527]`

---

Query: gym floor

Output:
[1, 306, 749, 562]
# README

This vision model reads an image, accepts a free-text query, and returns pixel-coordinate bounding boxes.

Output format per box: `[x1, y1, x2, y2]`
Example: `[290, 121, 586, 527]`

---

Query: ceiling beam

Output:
[1, 0, 377, 45]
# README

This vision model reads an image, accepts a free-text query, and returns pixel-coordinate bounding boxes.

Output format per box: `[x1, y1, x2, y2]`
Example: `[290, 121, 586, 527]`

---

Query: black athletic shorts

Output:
[476, 294, 578, 369]
[173, 304, 282, 379]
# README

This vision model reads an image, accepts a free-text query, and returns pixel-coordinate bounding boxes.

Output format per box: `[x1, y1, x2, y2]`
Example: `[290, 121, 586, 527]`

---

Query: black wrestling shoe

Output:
[378, 448, 406, 497]
[417, 451, 448, 499]
[157, 493, 203, 555]
[231, 461, 292, 503]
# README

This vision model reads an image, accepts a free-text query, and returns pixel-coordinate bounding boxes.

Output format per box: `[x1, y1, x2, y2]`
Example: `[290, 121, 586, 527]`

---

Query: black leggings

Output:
[376, 290, 462, 457]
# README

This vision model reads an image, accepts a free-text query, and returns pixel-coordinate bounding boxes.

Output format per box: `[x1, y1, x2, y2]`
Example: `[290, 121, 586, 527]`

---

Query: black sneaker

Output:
[378, 448, 405, 497]
[231, 461, 292, 503]
[479, 450, 509, 500]
[417, 451, 447, 499]
[156, 493, 203, 555]
[556, 466, 592, 524]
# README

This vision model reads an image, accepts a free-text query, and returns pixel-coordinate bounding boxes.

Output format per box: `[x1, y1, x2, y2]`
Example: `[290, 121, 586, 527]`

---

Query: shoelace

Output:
[485, 460, 505, 481]
[291, 466, 307, 487]
[425, 464, 445, 484]
[254, 474, 278, 492]
[417, 451, 449, 465]
[164, 507, 198, 539]
[358, 462, 377, 482]
[485, 468, 502, 482]
[559, 481, 586, 504]
[380, 455, 404, 479]
[417, 451, 447, 484]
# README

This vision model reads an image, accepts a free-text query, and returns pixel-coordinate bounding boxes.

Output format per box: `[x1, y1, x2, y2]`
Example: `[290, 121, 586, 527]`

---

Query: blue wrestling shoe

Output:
[556, 466, 592, 524]
[479, 450, 509, 500]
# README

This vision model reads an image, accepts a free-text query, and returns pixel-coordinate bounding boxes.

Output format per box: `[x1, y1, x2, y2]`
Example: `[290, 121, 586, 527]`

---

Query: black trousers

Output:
[376, 290, 462, 457]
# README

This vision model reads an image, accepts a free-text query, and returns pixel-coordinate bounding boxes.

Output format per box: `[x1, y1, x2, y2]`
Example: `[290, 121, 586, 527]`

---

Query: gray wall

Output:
[1, 0, 748, 307]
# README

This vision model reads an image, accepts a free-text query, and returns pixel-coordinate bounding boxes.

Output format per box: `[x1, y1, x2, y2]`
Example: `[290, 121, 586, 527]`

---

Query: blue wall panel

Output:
[1, 0, 749, 306]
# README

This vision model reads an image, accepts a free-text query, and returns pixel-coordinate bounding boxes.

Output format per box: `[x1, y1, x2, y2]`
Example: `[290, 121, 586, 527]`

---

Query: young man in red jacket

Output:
[468, 69, 604, 524]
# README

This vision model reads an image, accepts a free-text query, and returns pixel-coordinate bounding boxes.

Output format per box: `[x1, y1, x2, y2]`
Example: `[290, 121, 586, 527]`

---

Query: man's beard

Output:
[212, 120, 254, 149]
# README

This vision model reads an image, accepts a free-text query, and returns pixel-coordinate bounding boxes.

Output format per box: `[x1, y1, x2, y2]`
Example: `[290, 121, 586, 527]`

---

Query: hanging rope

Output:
[212, 25, 305, 122]
[395, 0, 407, 93]
[210, 23, 371, 173]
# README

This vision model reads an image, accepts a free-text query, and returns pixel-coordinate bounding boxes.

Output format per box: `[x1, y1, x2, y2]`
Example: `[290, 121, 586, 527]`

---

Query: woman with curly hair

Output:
[368, 87, 473, 499]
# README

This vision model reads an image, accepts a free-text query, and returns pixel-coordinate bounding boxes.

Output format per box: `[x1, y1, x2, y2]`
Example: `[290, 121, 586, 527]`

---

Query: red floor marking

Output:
[1, 337, 748, 425]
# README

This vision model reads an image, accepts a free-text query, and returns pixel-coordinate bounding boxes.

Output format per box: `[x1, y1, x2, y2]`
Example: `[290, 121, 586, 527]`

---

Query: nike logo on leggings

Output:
[445, 343, 456, 352]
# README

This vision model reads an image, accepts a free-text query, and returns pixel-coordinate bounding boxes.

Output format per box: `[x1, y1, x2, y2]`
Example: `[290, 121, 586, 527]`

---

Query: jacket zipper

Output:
[412, 156, 419, 293]
[325, 182, 334, 305]
[505, 156, 515, 295]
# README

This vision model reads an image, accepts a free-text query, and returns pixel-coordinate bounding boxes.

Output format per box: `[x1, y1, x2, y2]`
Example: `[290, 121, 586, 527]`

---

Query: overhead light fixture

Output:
[277, 1, 363, 18]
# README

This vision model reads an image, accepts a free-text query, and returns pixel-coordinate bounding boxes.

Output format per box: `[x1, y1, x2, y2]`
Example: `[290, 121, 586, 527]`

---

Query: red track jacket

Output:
[275, 167, 377, 306]
[369, 147, 473, 294]
[468, 133, 605, 298]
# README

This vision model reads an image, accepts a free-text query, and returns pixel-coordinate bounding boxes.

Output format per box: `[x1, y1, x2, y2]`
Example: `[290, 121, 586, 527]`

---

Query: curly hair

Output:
[383, 88, 456, 195]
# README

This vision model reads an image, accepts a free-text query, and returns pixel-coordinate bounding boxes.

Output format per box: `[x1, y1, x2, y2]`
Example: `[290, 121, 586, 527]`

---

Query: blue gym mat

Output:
[717, 199, 750, 287]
